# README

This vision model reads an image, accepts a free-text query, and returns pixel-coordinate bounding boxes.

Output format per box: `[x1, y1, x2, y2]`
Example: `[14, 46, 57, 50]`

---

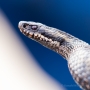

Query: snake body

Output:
[18, 21, 90, 90]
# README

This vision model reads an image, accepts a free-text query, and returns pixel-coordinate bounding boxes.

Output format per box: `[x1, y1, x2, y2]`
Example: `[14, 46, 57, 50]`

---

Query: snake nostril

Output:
[23, 24, 26, 28]
[23, 23, 29, 28]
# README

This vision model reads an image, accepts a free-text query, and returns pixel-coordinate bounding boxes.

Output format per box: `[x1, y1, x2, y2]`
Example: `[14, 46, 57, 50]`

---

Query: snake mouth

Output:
[20, 28, 34, 38]
[19, 28, 51, 42]
[20, 28, 41, 40]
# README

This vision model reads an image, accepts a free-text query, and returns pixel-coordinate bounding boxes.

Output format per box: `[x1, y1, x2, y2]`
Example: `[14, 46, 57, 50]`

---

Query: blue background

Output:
[1, 0, 90, 90]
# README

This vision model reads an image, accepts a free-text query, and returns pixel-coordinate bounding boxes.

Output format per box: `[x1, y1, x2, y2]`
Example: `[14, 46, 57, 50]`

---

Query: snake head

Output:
[18, 21, 46, 38]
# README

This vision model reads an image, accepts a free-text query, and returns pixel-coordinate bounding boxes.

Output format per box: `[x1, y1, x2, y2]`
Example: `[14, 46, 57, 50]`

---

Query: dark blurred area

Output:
[1, 0, 90, 90]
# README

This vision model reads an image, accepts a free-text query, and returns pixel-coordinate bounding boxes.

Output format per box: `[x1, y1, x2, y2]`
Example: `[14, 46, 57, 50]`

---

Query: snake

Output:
[18, 21, 90, 90]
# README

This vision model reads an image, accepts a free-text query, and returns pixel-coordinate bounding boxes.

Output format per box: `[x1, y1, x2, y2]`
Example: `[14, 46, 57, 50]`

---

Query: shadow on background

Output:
[1, 0, 90, 90]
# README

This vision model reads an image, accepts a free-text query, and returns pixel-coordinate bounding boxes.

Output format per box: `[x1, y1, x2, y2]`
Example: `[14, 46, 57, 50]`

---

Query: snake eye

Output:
[31, 25, 38, 30]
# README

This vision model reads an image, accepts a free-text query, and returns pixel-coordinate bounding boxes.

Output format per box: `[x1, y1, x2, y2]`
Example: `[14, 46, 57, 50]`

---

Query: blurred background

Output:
[0, 0, 90, 90]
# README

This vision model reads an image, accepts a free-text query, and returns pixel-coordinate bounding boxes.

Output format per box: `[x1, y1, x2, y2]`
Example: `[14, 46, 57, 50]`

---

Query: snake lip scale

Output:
[18, 21, 90, 90]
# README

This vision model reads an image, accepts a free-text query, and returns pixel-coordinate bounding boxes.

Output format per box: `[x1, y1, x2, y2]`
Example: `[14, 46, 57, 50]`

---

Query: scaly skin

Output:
[18, 21, 90, 90]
